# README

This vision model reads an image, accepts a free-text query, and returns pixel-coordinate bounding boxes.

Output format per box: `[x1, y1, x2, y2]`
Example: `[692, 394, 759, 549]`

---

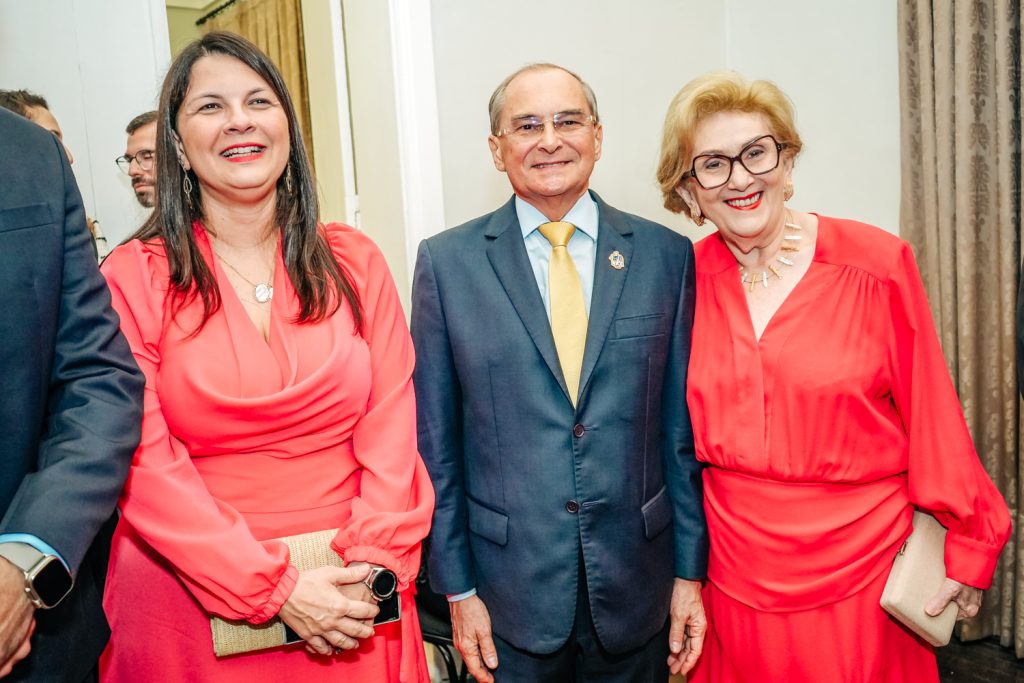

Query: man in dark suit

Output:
[0, 90, 108, 263]
[0, 107, 143, 682]
[411, 64, 708, 682]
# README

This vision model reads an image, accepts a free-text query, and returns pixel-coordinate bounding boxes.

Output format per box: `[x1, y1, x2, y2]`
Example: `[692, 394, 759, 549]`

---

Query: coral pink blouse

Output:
[101, 222, 434, 623]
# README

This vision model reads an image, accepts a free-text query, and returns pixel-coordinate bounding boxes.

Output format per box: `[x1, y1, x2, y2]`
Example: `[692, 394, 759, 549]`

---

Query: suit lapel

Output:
[485, 198, 570, 401]
[578, 194, 633, 399]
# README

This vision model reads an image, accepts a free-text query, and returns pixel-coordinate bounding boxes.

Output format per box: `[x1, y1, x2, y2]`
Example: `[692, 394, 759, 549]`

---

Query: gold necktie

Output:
[538, 221, 588, 405]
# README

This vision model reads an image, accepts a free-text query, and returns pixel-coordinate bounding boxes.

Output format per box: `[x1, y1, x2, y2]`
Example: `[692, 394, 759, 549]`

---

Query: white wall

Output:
[724, 0, 900, 233]
[429, 0, 900, 241]
[342, 0, 413, 305]
[0, 0, 171, 245]
[302, 0, 357, 227]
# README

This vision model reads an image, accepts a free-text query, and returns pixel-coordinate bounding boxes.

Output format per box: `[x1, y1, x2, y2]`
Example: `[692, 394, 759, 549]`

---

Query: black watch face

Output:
[34, 559, 73, 607]
[372, 570, 398, 599]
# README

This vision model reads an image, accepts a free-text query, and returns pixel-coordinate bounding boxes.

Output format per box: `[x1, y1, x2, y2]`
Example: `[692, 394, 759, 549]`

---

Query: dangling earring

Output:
[285, 164, 294, 194]
[690, 206, 705, 227]
[182, 171, 194, 210]
[783, 179, 794, 202]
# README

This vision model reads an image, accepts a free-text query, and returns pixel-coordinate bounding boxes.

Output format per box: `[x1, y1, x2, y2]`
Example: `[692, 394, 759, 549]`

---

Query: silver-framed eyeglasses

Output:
[682, 134, 786, 190]
[115, 149, 155, 174]
[496, 112, 596, 140]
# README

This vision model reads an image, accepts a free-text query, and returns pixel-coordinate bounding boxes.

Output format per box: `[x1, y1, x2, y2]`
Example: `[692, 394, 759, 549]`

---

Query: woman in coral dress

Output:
[654, 71, 1011, 682]
[100, 32, 433, 681]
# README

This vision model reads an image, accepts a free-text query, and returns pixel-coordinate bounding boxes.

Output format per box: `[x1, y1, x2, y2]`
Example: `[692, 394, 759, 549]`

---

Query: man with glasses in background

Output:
[411, 63, 708, 682]
[116, 111, 157, 210]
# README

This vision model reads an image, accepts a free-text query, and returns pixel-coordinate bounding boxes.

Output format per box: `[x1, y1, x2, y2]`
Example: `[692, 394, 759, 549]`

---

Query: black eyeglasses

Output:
[115, 150, 155, 174]
[682, 134, 785, 190]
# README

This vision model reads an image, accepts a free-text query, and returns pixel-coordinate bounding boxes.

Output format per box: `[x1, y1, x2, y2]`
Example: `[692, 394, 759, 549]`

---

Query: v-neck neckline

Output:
[198, 223, 281, 348]
[727, 216, 825, 346]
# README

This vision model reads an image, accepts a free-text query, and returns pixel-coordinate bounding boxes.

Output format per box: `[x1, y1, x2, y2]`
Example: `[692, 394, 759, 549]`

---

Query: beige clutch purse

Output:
[210, 528, 341, 657]
[880, 511, 957, 647]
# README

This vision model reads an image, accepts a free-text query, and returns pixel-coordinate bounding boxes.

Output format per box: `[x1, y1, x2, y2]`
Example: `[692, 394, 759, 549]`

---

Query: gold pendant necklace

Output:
[738, 214, 802, 292]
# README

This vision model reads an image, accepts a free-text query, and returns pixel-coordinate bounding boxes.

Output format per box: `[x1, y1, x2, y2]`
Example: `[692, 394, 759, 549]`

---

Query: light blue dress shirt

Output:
[447, 192, 599, 603]
[517, 193, 599, 317]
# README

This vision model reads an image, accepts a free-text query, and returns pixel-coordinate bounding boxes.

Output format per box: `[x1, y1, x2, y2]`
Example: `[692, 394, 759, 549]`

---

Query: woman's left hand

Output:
[925, 578, 983, 620]
[302, 562, 379, 656]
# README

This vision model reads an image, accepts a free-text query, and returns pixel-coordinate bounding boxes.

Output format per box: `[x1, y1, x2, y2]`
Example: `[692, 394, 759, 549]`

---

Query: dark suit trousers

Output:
[491, 557, 670, 683]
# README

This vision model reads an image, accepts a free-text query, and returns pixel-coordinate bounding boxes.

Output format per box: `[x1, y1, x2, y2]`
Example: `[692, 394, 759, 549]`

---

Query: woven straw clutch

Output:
[210, 528, 341, 657]
[880, 511, 957, 647]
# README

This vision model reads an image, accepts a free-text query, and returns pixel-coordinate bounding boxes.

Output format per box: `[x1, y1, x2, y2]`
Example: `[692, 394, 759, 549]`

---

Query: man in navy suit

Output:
[0, 107, 143, 682]
[411, 64, 708, 682]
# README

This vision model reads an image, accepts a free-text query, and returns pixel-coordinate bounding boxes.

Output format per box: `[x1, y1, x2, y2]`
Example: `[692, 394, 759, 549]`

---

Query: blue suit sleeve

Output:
[410, 240, 477, 595]
[0, 133, 144, 574]
[662, 240, 709, 579]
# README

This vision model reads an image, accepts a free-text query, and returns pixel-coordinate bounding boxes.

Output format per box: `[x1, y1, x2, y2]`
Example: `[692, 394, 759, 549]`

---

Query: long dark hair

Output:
[131, 31, 361, 332]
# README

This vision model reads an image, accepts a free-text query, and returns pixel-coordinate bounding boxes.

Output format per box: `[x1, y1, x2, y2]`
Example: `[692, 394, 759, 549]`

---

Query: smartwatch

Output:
[0, 542, 73, 609]
[363, 566, 398, 601]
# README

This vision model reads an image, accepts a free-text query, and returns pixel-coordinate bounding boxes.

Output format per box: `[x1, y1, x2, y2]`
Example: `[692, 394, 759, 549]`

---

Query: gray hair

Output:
[487, 63, 599, 135]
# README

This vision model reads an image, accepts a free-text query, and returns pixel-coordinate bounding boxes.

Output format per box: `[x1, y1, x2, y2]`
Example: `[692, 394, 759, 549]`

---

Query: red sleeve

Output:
[101, 242, 297, 623]
[887, 241, 1011, 589]
[325, 226, 435, 588]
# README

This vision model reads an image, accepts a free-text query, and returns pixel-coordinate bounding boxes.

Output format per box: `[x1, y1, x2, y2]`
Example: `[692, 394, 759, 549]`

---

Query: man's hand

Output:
[0, 558, 34, 678]
[667, 578, 705, 677]
[926, 578, 984, 621]
[450, 595, 498, 683]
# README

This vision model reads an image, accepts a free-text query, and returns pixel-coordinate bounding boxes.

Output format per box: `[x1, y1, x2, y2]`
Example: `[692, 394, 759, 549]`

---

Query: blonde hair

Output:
[656, 71, 803, 215]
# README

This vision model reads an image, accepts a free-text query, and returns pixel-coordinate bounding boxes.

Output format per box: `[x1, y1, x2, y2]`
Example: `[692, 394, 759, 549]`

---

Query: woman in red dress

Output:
[655, 71, 1011, 682]
[99, 32, 434, 681]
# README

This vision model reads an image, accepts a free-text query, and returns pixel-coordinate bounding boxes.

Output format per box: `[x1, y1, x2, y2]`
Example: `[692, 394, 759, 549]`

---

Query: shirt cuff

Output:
[944, 532, 1004, 591]
[447, 588, 477, 602]
[0, 534, 69, 571]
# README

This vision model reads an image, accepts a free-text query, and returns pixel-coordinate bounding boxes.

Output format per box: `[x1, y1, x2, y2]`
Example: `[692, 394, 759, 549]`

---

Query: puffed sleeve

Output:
[887, 241, 1011, 589]
[102, 242, 297, 623]
[326, 225, 435, 588]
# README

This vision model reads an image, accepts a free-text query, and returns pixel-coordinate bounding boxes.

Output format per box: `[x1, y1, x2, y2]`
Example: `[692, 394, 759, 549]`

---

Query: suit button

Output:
[565, 500, 580, 514]
[572, 424, 585, 438]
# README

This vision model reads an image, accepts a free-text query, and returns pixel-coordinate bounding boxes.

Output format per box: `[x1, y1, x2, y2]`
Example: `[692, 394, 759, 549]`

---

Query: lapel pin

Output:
[608, 250, 625, 270]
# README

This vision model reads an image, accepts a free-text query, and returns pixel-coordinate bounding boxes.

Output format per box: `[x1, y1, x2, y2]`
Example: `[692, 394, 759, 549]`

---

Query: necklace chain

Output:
[212, 249, 275, 304]
[738, 212, 802, 292]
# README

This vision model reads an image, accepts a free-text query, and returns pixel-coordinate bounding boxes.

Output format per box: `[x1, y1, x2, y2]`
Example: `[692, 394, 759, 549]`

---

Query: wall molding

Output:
[386, 0, 446, 283]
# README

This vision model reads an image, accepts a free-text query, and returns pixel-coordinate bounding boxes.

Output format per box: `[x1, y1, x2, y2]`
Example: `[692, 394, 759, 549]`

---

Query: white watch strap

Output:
[0, 542, 44, 573]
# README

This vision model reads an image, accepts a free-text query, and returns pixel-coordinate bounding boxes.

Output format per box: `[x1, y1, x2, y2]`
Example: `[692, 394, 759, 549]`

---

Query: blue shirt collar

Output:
[515, 192, 598, 241]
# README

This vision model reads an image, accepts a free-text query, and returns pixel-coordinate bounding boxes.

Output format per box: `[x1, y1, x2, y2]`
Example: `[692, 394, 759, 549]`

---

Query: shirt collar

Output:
[515, 192, 598, 241]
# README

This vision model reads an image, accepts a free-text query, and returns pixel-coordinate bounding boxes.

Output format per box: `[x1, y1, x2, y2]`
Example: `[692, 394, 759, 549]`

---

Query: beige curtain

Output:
[202, 0, 314, 164]
[898, 0, 1022, 654]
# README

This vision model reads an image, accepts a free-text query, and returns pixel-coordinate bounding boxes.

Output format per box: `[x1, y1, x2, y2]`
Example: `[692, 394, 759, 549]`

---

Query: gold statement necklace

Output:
[738, 212, 802, 292]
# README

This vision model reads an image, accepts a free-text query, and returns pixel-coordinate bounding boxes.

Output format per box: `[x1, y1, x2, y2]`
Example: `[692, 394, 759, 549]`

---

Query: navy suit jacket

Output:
[0, 109, 143, 682]
[411, 192, 708, 655]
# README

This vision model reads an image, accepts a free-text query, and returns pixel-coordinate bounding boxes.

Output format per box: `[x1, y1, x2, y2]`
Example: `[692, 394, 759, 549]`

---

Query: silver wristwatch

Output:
[363, 566, 398, 601]
[0, 542, 73, 609]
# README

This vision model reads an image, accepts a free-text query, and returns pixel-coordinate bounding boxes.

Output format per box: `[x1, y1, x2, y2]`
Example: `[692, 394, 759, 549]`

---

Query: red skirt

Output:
[100, 524, 430, 682]
[688, 570, 938, 683]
